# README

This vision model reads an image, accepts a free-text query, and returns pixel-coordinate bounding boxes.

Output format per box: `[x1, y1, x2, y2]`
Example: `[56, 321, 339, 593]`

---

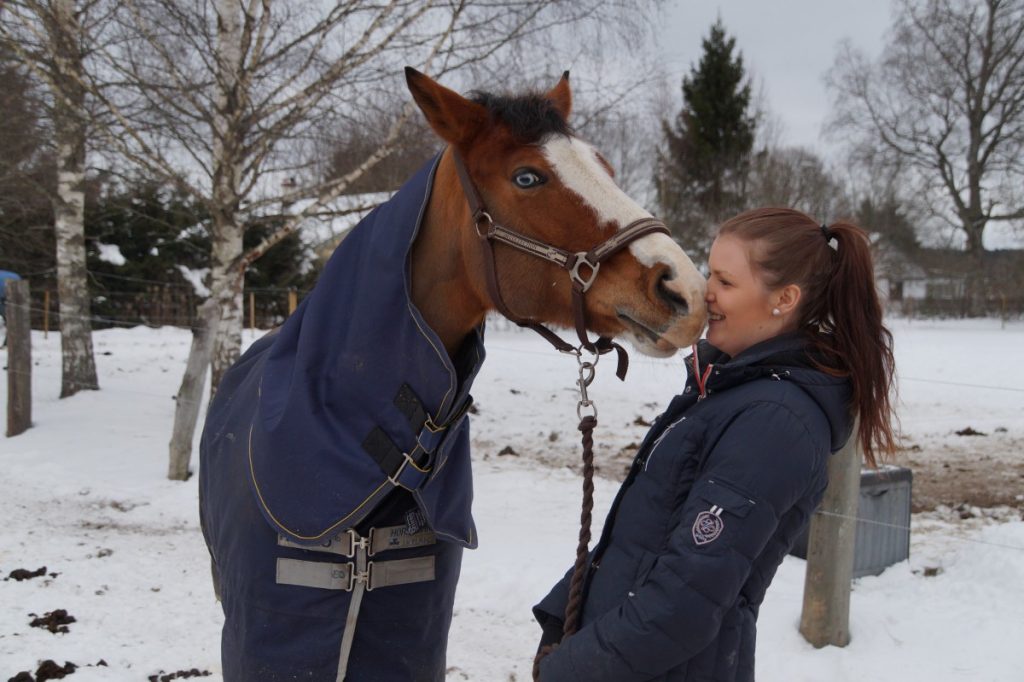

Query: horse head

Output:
[406, 69, 706, 357]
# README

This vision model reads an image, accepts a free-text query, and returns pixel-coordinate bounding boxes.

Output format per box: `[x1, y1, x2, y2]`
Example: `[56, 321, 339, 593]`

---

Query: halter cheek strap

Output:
[452, 151, 670, 380]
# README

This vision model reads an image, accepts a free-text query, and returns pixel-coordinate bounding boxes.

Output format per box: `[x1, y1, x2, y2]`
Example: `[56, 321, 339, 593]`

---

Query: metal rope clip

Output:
[576, 352, 599, 420]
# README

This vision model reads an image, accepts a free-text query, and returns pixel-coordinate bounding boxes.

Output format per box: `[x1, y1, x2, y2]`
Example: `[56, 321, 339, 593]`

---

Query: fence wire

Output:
[812, 510, 1024, 553]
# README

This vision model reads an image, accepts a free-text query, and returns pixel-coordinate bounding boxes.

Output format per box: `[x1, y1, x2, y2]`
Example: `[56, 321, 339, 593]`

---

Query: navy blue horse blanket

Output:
[199, 156, 486, 681]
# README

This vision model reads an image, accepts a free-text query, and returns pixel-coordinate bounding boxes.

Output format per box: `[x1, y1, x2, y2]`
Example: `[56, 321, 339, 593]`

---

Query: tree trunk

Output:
[799, 424, 861, 648]
[963, 218, 987, 317]
[167, 299, 218, 480]
[207, 230, 244, 395]
[6, 280, 32, 437]
[52, 0, 98, 398]
[208, 0, 245, 397]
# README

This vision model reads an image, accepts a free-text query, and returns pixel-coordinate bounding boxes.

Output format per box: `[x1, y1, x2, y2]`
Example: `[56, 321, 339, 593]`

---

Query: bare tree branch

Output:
[827, 0, 1024, 255]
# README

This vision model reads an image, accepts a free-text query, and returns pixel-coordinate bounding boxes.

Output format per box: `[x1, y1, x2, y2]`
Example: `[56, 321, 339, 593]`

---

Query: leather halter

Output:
[452, 150, 671, 379]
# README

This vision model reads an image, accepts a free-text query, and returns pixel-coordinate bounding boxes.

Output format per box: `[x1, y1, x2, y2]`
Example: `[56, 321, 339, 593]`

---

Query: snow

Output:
[175, 266, 210, 297]
[93, 244, 126, 267]
[2, 321, 1023, 680]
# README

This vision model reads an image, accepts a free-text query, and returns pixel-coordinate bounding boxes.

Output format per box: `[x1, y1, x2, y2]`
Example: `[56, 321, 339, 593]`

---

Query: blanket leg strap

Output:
[336, 534, 368, 682]
[274, 528, 437, 681]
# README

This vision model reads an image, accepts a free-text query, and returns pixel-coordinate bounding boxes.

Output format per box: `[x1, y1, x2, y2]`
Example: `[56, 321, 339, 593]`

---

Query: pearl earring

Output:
[772, 307, 781, 317]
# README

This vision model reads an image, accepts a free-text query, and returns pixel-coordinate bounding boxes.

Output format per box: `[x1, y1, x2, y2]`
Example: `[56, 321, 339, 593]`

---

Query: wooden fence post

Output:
[43, 289, 50, 339]
[799, 421, 861, 647]
[6, 280, 32, 437]
[161, 284, 171, 326]
[287, 289, 297, 316]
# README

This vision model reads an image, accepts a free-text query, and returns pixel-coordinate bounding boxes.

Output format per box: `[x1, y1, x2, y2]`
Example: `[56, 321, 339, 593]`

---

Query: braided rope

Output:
[532, 644, 557, 681]
[564, 415, 597, 635]
[532, 414, 597, 681]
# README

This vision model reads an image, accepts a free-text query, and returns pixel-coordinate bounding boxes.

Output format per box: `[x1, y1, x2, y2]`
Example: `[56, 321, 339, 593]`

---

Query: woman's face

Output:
[705, 235, 788, 357]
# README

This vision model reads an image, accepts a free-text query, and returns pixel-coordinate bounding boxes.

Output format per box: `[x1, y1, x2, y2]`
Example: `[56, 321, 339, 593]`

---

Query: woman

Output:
[533, 208, 897, 681]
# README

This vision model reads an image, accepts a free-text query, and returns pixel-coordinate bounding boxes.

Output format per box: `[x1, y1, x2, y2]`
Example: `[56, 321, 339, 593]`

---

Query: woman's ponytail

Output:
[817, 221, 897, 466]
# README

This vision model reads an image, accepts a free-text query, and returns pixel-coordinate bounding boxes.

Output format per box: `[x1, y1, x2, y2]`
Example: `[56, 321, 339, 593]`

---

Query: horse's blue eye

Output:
[513, 170, 545, 188]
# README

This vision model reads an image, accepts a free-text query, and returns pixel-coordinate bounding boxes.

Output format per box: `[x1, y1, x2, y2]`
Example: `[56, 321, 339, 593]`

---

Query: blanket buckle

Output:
[387, 452, 417, 487]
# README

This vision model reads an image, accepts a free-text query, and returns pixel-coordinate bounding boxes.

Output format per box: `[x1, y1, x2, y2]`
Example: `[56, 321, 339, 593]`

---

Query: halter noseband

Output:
[452, 150, 671, 379]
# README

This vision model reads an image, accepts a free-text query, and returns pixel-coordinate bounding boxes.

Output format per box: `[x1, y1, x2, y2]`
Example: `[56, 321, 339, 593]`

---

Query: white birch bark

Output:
[142, 0, 247, 475]
[167, 299, 218, 480]
[207, 0, 246, 395]
[51, 0, 99, 398]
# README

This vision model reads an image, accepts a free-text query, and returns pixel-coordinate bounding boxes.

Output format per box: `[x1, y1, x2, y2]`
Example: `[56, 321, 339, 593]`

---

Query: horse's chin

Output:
[623, 330, 679, 358]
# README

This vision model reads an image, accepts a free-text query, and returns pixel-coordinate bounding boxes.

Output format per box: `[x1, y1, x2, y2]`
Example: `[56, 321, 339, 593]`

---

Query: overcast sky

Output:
[657, 0, 895, 155]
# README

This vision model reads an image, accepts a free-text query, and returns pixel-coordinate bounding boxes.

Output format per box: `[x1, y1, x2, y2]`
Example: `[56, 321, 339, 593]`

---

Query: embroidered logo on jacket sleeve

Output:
[692, 505, 725, 545]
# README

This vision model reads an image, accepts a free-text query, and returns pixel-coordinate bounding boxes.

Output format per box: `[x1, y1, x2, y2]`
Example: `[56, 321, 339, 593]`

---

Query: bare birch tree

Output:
[61, 0, 654, 478]
[2, 0, 107, 396]
[827, 0, 1024, 258]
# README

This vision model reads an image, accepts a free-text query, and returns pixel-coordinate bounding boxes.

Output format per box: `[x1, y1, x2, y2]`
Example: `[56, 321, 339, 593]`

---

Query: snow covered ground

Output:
[2, 320, 1023, 680]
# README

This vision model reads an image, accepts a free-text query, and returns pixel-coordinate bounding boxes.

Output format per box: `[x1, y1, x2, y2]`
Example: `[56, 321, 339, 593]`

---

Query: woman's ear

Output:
[774, 284, 802, 316]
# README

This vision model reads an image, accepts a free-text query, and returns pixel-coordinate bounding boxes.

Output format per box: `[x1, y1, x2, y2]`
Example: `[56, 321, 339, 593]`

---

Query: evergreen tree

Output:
[85, 181, 317, 328]
[855, 196, 919, 255]
[657, 20, 756, 256]
[86, 182, 211, 327]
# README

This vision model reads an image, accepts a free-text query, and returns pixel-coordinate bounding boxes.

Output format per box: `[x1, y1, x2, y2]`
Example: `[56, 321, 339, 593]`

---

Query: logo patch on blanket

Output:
[692, 505, 725, 545]
[405, 508, 427, 535]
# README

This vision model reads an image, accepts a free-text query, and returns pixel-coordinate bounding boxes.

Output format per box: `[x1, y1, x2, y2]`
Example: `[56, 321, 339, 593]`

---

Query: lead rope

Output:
[533, 351, 600, 681]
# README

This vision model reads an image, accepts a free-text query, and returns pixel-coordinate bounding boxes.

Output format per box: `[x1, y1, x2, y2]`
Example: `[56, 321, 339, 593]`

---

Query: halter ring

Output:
[473, 211, 494, 239]
[570, 253, 600, 292]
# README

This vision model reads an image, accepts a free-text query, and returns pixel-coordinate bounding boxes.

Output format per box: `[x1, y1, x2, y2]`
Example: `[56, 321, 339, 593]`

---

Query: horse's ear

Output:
[405, 67, 486, 146]
[546, 71, 572, 121]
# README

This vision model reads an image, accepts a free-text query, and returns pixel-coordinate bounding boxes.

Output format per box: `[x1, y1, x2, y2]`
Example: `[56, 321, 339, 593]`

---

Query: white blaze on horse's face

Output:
[540, 135, 707, 355]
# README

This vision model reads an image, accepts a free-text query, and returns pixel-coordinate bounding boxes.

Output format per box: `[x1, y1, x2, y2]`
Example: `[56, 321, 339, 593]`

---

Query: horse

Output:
[198, 68, 707, 681]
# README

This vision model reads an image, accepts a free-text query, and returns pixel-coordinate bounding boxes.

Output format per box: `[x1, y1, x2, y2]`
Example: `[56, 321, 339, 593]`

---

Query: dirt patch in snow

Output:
[893, 432, 1024, 512]
[9, 660, 110, 681]
[28, 609, 76, 634]
[147, 670, 212, 681]
[6, 566, 48, 582]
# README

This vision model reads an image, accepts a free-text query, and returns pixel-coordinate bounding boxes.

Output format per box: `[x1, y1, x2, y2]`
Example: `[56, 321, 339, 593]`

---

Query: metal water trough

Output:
[790, 465, 913, 578]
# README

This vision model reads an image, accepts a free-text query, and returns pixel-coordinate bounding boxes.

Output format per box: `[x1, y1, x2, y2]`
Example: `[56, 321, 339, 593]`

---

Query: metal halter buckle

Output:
[570, 252, 600, 292]
[473, 211, 494, 239]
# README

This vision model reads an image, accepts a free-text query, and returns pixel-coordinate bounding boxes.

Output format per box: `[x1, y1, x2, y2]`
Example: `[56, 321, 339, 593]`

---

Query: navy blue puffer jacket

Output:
[534, 333, 853, 682]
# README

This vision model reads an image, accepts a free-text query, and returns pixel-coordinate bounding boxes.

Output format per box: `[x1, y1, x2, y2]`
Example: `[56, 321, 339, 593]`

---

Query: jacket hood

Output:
[693, 333, 854, 452]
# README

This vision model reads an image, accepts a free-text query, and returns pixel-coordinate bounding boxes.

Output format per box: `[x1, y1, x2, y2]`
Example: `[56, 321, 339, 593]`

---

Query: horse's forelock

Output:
[469, 90, 572, 144]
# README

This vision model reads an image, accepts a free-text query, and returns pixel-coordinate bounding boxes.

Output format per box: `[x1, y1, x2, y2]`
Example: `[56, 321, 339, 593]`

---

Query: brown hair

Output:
[718, 207, 898, 466]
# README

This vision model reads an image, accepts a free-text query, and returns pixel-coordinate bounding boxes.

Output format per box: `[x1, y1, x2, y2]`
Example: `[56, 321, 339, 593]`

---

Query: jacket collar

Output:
[695, 332, 810, 369]
[689, 331, 853, 452]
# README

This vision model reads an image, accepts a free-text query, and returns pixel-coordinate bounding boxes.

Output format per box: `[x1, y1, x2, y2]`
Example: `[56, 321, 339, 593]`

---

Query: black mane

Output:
[469, 91, 572, 144]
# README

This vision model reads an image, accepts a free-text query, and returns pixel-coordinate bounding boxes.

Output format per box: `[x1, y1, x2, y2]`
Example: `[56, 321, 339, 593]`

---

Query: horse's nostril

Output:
[657, 274, 689, 316]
